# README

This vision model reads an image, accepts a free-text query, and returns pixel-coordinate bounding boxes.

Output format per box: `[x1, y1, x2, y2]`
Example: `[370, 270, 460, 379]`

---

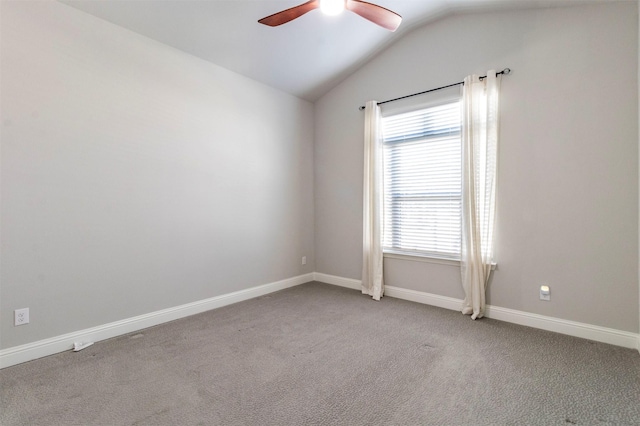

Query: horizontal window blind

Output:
[382, 101, 462, 259]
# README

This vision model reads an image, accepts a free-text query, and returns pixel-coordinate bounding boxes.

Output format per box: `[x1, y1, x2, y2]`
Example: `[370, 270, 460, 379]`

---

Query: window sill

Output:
[383, 251, 497, 270]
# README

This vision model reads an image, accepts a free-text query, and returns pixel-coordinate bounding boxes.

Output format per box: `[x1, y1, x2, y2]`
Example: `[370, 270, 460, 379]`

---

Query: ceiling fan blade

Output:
[346, 0, 402, 31]
[258, 0, 320, 27]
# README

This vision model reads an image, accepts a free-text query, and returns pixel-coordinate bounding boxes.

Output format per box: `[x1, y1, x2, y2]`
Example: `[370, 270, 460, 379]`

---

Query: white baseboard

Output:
[483, 304, 640, 350]
[312, 272, 361, 290]
[384, 286, 462, 311]
[317, 275, 640, 351]
[3, 272, 638, 369]
[313, 272, 362, 290]
[0, 273, 314, 369]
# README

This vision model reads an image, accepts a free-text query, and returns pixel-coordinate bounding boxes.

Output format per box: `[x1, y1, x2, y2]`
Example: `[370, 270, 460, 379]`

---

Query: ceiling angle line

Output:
[358, 68, 511, 111]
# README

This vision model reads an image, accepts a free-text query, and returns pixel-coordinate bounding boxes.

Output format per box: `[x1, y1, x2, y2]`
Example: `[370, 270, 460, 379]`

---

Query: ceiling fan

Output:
[258, 0, 402, 32]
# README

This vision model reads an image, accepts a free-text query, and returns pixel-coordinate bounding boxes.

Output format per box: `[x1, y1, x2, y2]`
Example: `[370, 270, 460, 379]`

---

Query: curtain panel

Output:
[362, 100, 384, 300]
[461, 71, 500, 320]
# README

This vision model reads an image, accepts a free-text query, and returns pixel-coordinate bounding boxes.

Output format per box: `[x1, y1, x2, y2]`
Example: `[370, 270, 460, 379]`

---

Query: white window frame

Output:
[381, 92, 463, 265]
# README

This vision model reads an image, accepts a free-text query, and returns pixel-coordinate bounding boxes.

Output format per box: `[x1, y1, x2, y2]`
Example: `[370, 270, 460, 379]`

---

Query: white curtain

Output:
[461, 71, 500, 320]
[362, 100, 384, 300]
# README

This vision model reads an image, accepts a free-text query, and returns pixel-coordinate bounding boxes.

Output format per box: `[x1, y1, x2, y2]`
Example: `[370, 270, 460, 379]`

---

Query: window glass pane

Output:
[382, 101, 461, 259]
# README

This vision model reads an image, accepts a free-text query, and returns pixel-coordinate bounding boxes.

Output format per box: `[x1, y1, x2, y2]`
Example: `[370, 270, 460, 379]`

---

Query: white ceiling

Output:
[60, 0, 579, 101]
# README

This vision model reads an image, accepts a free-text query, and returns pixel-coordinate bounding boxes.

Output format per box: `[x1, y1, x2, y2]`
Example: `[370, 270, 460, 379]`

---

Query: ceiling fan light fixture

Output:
[258, 0, 401, 31]
[320, 0, 345, 16]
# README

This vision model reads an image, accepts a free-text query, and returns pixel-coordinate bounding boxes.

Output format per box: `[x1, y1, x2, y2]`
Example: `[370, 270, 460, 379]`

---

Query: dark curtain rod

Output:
[358, 68, 511, 111]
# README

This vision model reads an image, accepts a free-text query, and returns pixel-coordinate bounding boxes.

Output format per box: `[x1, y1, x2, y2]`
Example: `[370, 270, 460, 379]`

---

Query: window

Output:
[381, 100, 462, 260]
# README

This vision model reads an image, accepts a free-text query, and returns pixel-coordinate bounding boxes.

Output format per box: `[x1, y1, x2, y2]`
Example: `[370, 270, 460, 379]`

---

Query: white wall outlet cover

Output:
[540, 285, 550, 301]
[14, 308, 29, 326]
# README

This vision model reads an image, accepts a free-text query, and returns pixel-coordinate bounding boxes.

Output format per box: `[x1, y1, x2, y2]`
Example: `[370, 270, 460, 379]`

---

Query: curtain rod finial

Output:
[502, 68, 511, 75]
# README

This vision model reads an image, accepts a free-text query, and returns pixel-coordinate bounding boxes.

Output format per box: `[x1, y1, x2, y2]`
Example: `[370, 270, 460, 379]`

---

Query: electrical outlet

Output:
[302, 256, 307, 265]
[540, 286, 550, 301]
[14, 308, 29, 326]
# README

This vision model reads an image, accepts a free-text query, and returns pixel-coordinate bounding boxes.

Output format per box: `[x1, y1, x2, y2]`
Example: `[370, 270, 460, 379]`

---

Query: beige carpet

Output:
[1, 281, 639, 425]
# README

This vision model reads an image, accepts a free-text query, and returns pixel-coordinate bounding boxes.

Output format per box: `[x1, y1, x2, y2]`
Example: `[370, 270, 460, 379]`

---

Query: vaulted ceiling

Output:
[60, 0, 580, 101]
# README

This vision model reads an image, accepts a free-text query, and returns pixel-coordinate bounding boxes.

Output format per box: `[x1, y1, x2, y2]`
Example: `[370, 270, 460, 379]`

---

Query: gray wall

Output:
[1, 1, 638, 352]
[0, 1, 315, 349]
[314, 2, 639, 333]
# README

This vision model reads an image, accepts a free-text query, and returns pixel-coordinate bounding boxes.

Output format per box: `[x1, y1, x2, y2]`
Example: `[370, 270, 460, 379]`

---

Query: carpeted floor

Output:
[1, 281, 639, 425]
